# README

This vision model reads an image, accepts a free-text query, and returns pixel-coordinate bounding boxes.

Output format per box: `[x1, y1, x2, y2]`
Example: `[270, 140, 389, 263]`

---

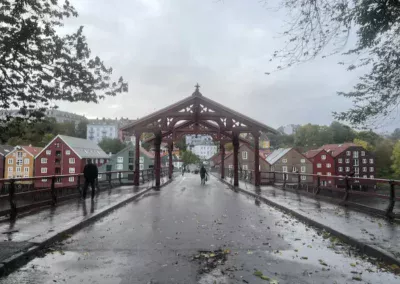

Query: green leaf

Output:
[254, 270, 263, 277]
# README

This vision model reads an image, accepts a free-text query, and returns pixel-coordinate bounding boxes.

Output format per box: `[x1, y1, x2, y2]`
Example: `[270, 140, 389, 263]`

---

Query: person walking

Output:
[200, 165, 208, 185]
[82, 159, 98, 200]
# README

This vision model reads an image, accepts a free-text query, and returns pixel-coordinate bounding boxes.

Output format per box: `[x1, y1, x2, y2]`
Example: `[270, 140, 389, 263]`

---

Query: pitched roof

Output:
[23, 146, 43, 157]
[266, 148, 292, 165]
[58, 135, 109, 159]
[0, 145, 14, 156]
[304, 149, 323, 159]
[318, 143, 357, 157]
[218, 145, 270, 165]
[140, 147, 154, 159]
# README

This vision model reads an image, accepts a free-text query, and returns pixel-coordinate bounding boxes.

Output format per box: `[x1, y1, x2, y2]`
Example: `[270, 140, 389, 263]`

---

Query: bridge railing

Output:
[0, 168, 168, 220]
[221, 168, 400, 217]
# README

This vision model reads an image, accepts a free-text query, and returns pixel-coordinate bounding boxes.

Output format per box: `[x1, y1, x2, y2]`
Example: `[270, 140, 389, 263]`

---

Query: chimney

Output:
[109, 152, 112, 157]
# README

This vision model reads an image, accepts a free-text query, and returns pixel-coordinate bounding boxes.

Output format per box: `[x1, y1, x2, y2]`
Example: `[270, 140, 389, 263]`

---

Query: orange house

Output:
[5, 146, 42, 183]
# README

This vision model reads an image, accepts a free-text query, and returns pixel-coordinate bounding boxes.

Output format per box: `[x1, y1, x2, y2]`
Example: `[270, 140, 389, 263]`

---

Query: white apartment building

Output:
[87, 121, 118, 144]
[185, 135, 213, 146]
[191, 145, 218, 160]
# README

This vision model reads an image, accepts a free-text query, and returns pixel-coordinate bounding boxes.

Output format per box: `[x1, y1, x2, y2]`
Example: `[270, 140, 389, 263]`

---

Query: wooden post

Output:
[51, 175, 57, 206]
[154, 132, 162, 187]
[315, 175, 321, 195]
[343, 176, 350, 201]
[282, 173, 286, 189]
[220, 144, 225, 179]
[77, 175, 81, 192]
[9, 179, 17, 220]
[386, 181, 395, 217]
[297, 171, 301, 190]
[108, 172, 112, 188]
[168, 142, 173, 179]
[233, 133, 239, 187]
[254, 132, 260, 186]
[134, 133, 141, 186]
[118, 172, 122, 185]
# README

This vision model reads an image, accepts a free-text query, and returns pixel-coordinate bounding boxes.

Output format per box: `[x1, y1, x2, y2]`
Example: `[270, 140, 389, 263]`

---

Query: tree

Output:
[374, 139, 394, 178]
[353, 138, 374, 152]
[76, 119, 88, 139]
[0, 0, 127, 121]
[55, 122, 76, 136]
[98, 138, 126, 154]
[268, 0, 400, 127]
[175, 137, 187, 152]
[391, 128, 400, 141]
[181, 151, 200, 165]
[40, 133, 55, 147]
[391, 141, 400, 178]
[329, 122, 355, 144]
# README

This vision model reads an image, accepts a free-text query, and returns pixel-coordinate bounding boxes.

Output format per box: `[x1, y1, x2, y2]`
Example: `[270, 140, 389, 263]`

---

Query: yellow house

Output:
[5, 146, 43, 183]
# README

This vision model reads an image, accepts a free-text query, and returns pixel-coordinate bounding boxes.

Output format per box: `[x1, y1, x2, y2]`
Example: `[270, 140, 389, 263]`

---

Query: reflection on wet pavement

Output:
[0, 175, 399, 283]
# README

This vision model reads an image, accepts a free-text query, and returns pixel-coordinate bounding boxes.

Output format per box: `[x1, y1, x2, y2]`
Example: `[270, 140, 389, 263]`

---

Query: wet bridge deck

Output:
[0, 174, 399, 283]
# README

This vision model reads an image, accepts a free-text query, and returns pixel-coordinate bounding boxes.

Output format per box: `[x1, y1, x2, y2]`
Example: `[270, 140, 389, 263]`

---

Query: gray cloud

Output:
[57, 0, 395, 130]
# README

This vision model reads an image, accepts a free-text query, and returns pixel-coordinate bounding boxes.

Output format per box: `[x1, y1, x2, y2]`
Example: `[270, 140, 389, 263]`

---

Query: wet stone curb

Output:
[0, 178, 174, 277]
[217, 177, 400, 267]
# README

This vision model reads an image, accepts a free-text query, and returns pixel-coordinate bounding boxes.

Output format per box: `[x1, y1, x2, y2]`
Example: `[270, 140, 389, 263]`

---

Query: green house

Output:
[161, 153, 183, 171]
[98, 143, 154, 182]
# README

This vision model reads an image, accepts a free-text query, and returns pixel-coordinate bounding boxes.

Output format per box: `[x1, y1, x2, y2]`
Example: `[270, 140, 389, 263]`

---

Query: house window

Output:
[116, 164, 123, 170]
[292, 166, 298, 172]
[117, 157, 123, 163]
[66, 150, 71, 155]
[46, 150, 51, 155]
[117, 173, 124, 178]
[8, 167, 12, 172]
[301, 175, 306, 180]
[317, 172, 322, 175]
[369, 167, 374, 172]
[300, 159, 305, 163]
[69, 168, 75, 174]
[370, 175, 374, 179]
[69, 158, 75, 164]
[363, 167, 367, 172]
[100, 159, 104, 163]
[42, 178, 47, 182]
[16, 167, 21, 172]
[165, 162, 169, 167]
[41, 168, 47, 173]
[128, 151, 134, 157]
[345, 167, 350, 172]
[355, 167, 359, 174]
[300, 166, 306, 173]
[345, 159, 350, 164]
[55, 142, 60, 148]
[16, 159, 23, 166]
[140, 164, 144, 170]
[326, 163, 331, 168]
[243, 165, 248, 170]
[353, 151, 359, 158]
[41, 158, 47, 164]
[242, 151, 248, 160]
[17, 152, 23, 158]
[68, 177, 74, 182]
[282, 158, 287, 163]
[228, 165, 233, 169]
[24, 167, 29, 173]
[338, 167, 343, 172]
[24, 158, 29, 165]
[361, 151, 365, 156]
[346, 151, 351, 156]
[369, 158, 374, 164]
[338, 158, 343, 163]
[282, 166, 288, 172]
[327, 172, 332, 176]
[353, 159, 359, 166]
[317, 163, 322, 168]
[8, 159, 13, 164]
[362, 159, 367, 164]
[363, 175, 367, 178]
[321, 155, 326, 160]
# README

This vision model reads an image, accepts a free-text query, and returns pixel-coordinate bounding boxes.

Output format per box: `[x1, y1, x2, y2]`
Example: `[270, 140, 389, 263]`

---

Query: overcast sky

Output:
[57, 0, 394, 132]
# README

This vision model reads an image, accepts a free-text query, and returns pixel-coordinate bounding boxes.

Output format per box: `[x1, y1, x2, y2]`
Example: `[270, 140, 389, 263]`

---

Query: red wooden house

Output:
[304, 149, 335, 186]
[35, 135, 110, 188]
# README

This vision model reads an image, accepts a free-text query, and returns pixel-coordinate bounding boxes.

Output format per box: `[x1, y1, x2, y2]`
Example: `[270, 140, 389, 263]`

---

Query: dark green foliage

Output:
[0, 0, 127, 120]
[98, 138, 126, 154]
[269, 0, 400, 127]
[181, 151, 201, 165]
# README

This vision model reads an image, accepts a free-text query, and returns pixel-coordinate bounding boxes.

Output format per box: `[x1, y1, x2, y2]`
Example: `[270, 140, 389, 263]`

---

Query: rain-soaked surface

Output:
[0, 174, 399, 283]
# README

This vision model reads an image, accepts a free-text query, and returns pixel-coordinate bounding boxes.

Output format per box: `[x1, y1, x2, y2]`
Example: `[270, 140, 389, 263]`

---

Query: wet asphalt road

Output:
[1, 174, 399, 284]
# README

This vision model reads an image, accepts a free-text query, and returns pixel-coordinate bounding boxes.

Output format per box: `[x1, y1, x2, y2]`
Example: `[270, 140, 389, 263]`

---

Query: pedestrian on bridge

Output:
[82, 159, 98, 200]
[200, 165, 208, 185]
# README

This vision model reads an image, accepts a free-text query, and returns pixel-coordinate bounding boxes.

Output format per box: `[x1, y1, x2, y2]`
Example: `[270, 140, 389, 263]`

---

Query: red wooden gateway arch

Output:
[121, 84, 278, 187]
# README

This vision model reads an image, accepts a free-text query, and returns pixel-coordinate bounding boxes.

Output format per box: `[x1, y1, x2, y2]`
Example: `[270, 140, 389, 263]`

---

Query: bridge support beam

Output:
[154, 132, 162, 187]
[233, 133, 239, 187]
[134, 133, 141, 186]
[254, 132, 260, 186]
[168, 142, 173, 179]
[220, 144, 225, 179]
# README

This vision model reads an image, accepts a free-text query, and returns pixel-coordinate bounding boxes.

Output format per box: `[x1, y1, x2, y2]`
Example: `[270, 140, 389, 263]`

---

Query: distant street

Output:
[1, 174, 398, 284]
